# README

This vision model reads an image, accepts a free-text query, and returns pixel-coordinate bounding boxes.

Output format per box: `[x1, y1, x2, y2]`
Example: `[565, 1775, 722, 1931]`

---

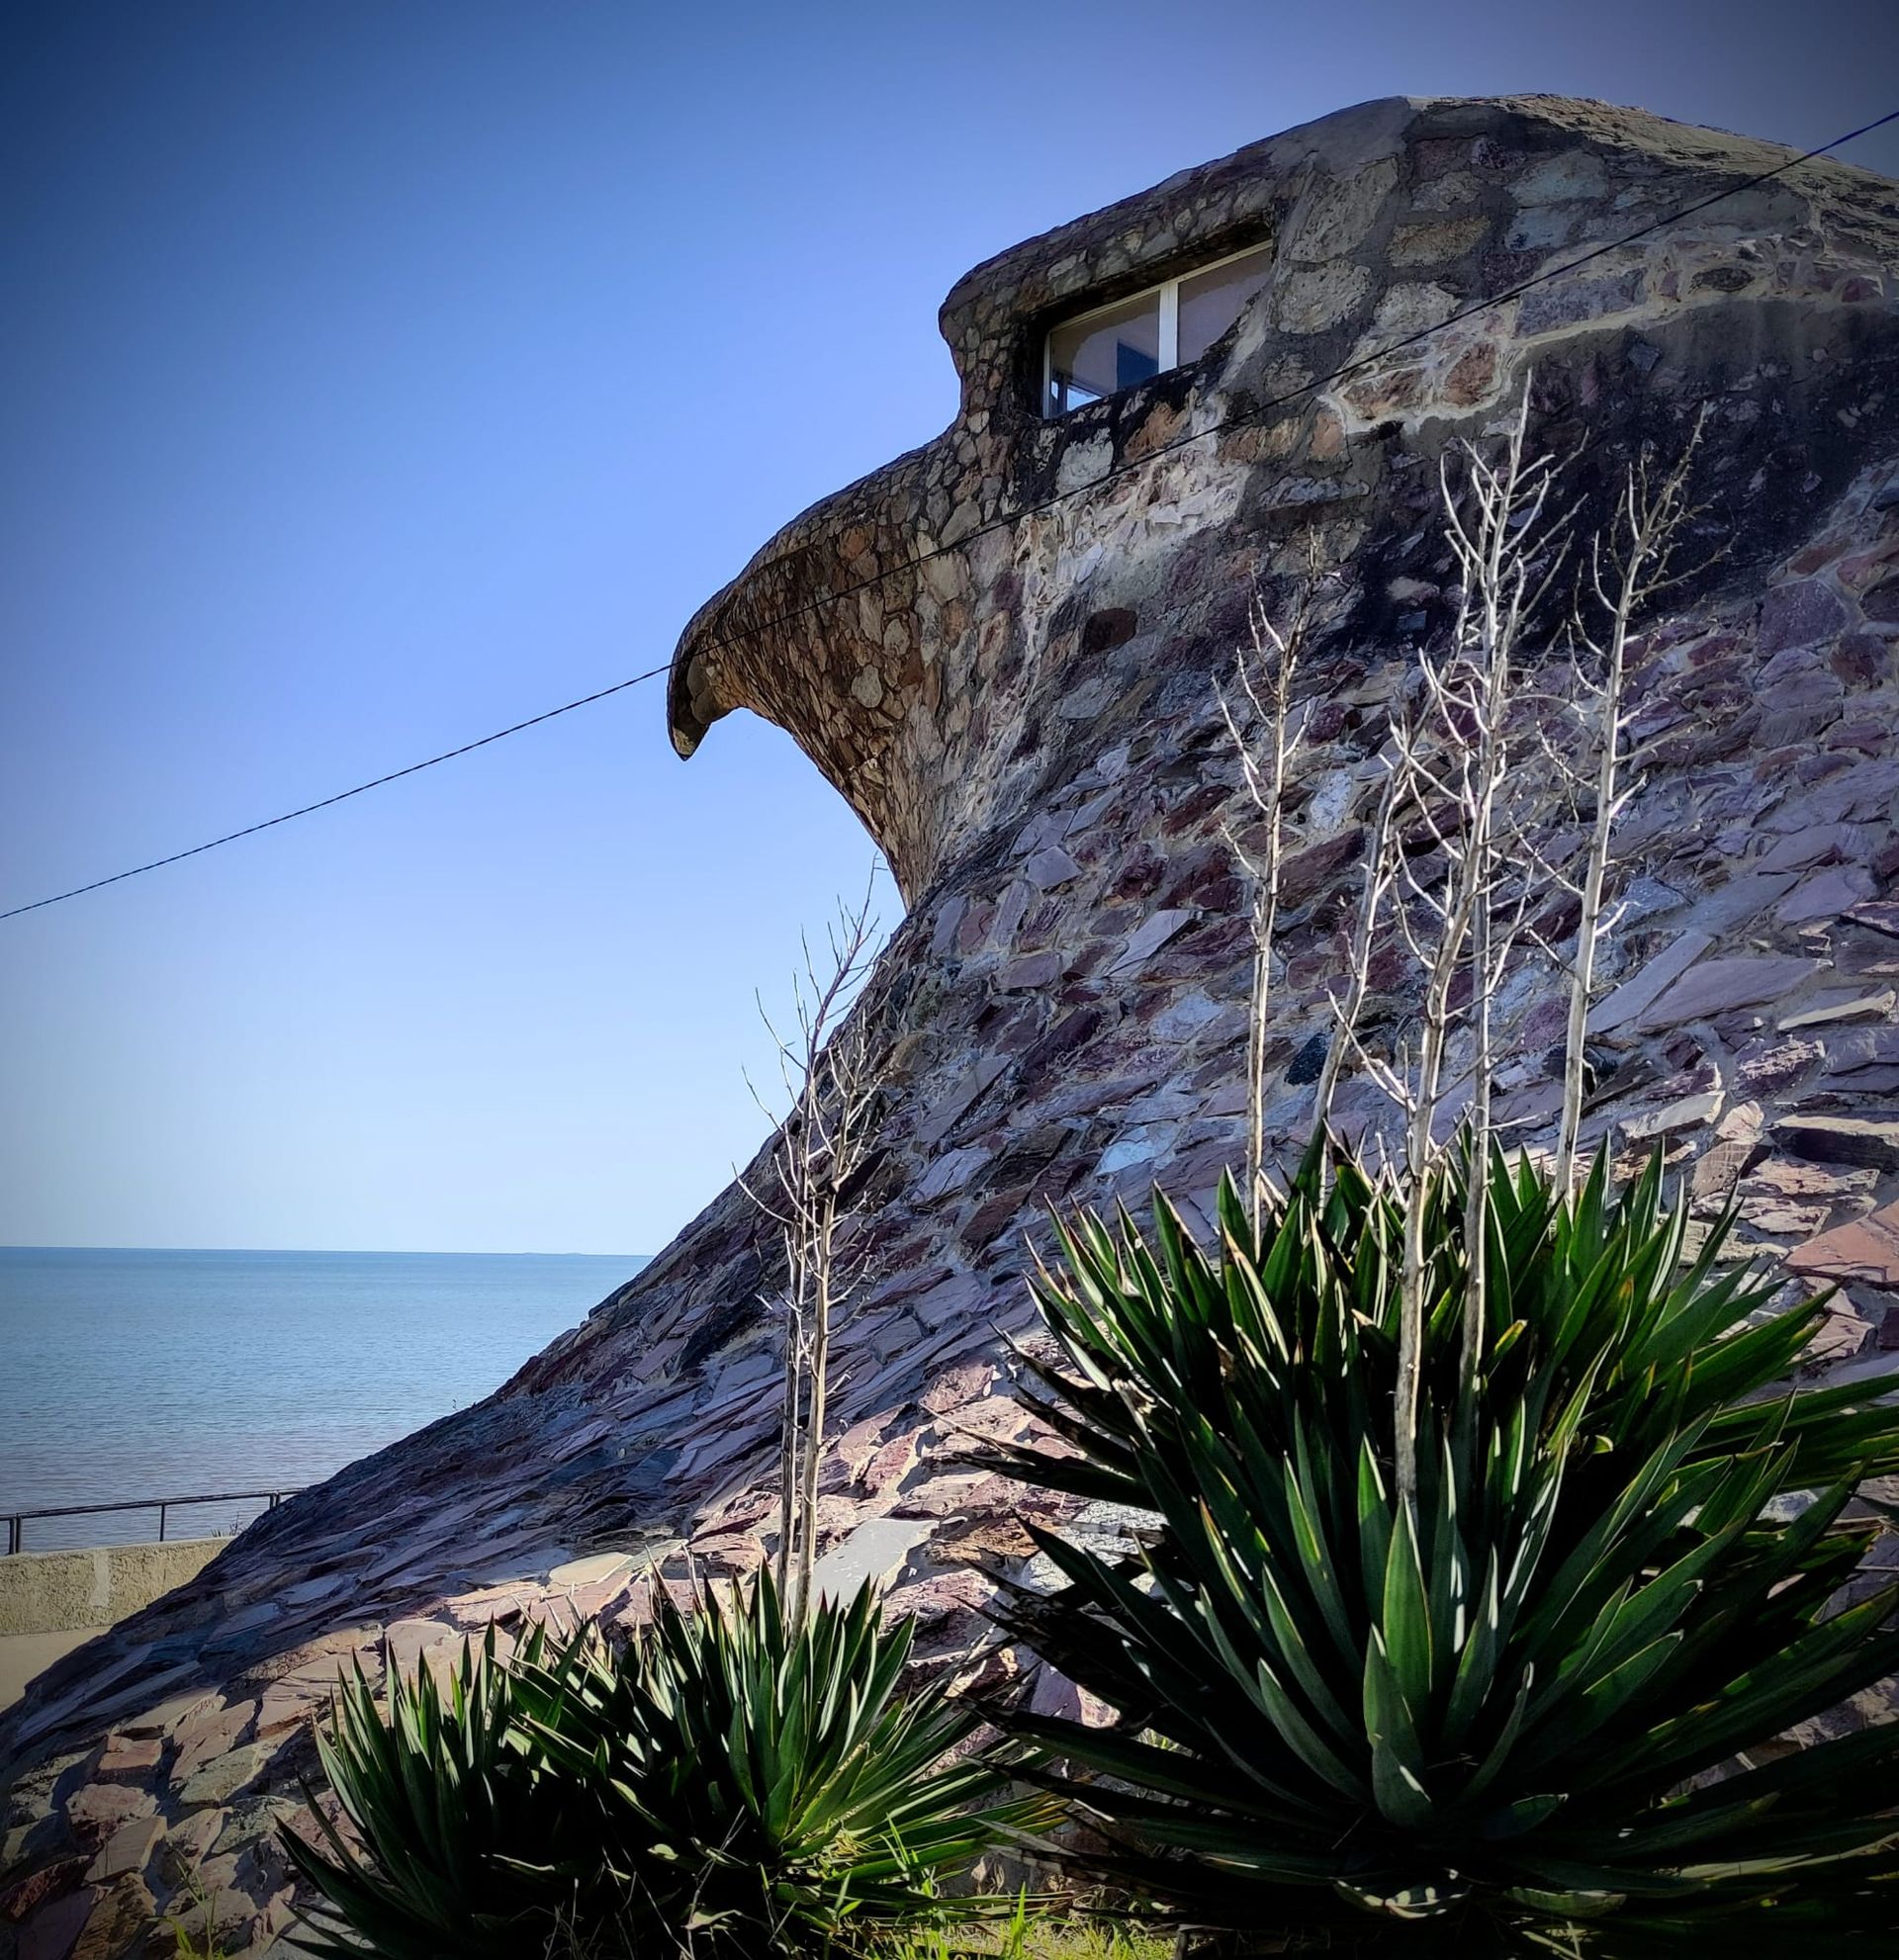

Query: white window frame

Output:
[1041, 241, 1269, 418]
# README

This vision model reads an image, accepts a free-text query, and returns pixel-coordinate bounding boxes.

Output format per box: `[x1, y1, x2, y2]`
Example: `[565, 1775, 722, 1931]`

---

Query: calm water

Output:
[0, 1247, 643, 1551]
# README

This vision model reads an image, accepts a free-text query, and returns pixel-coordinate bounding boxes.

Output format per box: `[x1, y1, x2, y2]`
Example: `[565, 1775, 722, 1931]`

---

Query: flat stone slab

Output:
[1788, 1202, 1899, 1288]
[547, 1552, 636, 1588]
[1636, 955, 1822, 1029]
[1588, 932, 1711, 1034]
[807, 1518, 934, 1606]
[1776, 1115, 1899, 1174]
[179, 1739, 276, 1810]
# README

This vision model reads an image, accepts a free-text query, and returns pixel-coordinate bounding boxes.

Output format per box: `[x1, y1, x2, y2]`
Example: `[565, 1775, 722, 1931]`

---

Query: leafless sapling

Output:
[1545, 420, 1707, 1193]
[1218, 542, 1325, 1223]
[1338, 389, 1568, 1501]
[1311, 757, 1402, 1151]
[742, 885, 886, 1632]
[1431, 398, 1570, 1384]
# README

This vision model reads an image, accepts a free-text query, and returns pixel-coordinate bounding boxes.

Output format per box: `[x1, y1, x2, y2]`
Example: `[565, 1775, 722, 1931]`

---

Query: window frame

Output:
[1041, 240, 1271, 419]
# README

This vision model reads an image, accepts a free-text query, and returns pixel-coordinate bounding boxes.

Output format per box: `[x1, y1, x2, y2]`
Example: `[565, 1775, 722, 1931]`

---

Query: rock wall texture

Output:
[5, 93, 1899, 1957]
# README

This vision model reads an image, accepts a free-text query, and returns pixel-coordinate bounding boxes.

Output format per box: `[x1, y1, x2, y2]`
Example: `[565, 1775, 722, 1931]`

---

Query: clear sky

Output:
[2, 1, 1894, 1255]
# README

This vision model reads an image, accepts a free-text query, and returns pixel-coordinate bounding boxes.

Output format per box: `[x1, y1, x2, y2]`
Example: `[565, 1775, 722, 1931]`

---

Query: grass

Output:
[158, 1870, 232, 1960]
[883, 1904, 1169, 1960]
[529, 1890, 1170, 1960]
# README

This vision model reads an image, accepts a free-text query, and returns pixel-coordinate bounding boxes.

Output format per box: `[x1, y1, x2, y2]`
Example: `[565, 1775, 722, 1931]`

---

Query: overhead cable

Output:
[6, 105, 1892, 924]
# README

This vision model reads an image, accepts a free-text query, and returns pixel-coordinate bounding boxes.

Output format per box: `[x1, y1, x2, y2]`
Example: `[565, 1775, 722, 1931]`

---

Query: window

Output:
[1042, 241, 1272, 418]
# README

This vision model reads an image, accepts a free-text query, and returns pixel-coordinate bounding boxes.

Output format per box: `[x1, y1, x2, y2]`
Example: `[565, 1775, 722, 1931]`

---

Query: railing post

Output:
[157, 1502, 167, 1543]
[5, 1515, 19, 1557]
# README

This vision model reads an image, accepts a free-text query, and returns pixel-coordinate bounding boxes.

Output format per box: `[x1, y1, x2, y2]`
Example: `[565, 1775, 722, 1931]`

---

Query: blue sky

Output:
[2, 0, 1894, 1255]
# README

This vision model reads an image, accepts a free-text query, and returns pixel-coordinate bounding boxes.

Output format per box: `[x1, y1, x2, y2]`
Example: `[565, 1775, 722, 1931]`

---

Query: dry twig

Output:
[740, 883, 886, 1629]
[1218, 538, 1326, 1221]
[1548, 416, 1709, 1191]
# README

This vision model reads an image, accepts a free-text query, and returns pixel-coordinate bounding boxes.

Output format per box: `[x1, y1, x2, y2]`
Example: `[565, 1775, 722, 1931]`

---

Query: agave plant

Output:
[985, 1142, 1899, 1954]
[281, 1622, 595, 1958]
[510, 1568, 1045, 1955]
[285, 1571, 1040, 1958]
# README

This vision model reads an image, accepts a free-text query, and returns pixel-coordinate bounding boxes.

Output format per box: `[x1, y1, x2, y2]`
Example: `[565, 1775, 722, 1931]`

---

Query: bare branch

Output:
[1217, 537, 1325, 1226]
[1552, 413, 1708, 1192]
[743, 878, 889, 1630]
[1313, 760, 1402, 1139]
[1386, 381, 1569, 1497]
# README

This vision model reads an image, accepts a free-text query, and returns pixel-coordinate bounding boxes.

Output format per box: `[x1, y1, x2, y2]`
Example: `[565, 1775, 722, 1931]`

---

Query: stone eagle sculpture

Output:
[4, 94, 1897, 1955]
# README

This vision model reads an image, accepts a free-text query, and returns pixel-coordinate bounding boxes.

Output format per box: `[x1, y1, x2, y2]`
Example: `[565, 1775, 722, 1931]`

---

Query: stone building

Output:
[5, 93, 1899, 1956]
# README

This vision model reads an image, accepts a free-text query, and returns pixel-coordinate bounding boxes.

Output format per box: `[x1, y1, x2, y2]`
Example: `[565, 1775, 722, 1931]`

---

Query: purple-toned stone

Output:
[9, 90, 1899, 1939]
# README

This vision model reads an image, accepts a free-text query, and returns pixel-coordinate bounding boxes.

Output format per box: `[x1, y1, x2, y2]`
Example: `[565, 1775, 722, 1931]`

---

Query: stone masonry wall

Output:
[4, 94, 1898, 1958]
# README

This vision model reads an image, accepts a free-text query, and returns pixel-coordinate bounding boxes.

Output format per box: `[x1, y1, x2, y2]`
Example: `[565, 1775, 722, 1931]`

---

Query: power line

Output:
[5, 105, 1893, 926]
[0, 667, 671, 920]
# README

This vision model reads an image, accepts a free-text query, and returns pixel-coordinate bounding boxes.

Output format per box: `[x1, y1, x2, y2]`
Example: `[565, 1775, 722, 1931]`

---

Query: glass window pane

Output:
[1046, 291, 1162, 415]
[1177, 245, 1273, 365]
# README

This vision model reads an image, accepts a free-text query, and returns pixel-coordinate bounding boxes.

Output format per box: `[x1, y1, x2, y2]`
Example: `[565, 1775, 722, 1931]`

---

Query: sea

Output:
[0, 1246, 644, 1553]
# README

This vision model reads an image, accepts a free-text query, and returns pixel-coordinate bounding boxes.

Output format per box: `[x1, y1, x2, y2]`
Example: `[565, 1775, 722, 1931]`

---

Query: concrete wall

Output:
[0, 1537, 226, 1637]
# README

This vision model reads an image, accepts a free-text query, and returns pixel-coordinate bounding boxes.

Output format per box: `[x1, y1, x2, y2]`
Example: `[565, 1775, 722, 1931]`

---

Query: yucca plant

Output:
[510, 1569, 1047, 1955]
[285, 1571, 1041, 1958]
[281, 1621, 597, 1957]
[984, 1141, 1899, 1954]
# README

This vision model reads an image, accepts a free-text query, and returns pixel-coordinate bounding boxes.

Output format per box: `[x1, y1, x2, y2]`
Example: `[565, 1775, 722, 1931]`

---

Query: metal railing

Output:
[3, 1488, 302, 1557]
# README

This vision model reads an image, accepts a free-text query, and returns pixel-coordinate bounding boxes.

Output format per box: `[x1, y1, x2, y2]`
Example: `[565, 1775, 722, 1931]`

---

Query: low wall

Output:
[0, 1538, 226, 1637]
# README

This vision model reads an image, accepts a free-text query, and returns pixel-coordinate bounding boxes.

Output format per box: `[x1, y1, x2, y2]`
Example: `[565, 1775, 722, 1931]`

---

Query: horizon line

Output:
[0, 1242, 653, 1262]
